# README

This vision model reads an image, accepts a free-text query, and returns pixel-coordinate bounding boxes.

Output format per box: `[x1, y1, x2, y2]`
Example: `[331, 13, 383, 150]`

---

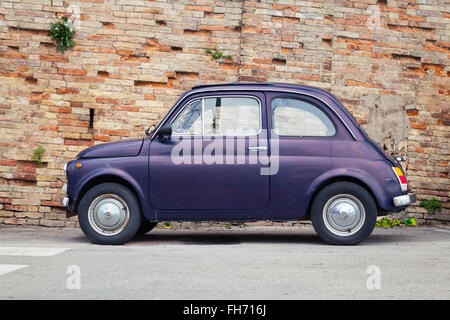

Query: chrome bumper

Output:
[61, 196, 69, 207]
[393, 193, 416, 207]
[61, 183, 68, 207]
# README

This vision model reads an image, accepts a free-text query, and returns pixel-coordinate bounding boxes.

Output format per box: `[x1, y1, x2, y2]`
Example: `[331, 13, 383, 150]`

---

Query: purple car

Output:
[63, 83, 416, 245]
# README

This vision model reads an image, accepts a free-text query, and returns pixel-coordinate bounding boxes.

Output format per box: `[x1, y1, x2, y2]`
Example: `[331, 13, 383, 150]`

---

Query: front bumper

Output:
[61, 196, 69, 207]
[63, 196, 77, 218]
[393, 193, 416, 207]
[61, 183, 68, 207]
[61, 182, 76, 217]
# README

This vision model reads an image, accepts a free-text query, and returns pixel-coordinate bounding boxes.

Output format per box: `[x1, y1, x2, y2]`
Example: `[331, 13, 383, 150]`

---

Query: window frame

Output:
[170, 94, 263, 137]
[170, 98, 203, 136]
[269, 94, 338, 138]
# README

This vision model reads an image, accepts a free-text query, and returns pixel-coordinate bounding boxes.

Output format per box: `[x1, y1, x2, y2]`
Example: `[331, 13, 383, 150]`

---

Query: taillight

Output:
[392, 167, 408, 192]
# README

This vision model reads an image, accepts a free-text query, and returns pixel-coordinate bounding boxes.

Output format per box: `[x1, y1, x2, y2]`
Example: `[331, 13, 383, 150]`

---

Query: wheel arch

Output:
[304, 175, 383, 219]
[74, 174, 144, 216]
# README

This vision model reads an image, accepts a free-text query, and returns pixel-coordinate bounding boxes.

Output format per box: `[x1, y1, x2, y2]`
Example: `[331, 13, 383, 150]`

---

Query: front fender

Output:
[67, 157, 150, 218]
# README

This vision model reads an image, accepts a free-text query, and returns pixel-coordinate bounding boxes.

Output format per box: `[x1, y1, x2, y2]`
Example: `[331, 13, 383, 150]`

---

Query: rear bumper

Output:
[393, 193, 416, 207]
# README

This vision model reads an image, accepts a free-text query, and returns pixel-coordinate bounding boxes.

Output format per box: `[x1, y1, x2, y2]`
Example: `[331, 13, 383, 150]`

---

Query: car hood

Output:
[77, 138, 144, 159]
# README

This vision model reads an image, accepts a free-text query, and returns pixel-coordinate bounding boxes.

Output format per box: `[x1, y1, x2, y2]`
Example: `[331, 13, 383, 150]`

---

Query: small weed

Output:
[32, 146, 45, 166]
[420, 198, 442, 214]
[225, 222, 232, 229]
[376, 217, 417, 228]
[234, 21, 243, 32]
[162, 221, 172, 229]
[206, 48, 232, 60]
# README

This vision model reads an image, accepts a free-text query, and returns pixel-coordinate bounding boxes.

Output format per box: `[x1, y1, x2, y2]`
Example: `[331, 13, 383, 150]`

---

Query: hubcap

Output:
[323, 194, 365, 236]
[88, 194, 130, 236]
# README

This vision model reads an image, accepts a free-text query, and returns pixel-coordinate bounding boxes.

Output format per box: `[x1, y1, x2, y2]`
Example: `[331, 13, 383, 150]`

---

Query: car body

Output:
[63, 83, 416, 245]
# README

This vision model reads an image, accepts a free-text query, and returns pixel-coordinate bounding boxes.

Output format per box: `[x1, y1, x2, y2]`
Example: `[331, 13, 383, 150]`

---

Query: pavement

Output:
[0, 224, 449, 300]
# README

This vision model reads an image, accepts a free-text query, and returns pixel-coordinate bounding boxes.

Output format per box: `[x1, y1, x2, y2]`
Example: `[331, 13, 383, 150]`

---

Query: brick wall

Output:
[0, 0, 448, 227]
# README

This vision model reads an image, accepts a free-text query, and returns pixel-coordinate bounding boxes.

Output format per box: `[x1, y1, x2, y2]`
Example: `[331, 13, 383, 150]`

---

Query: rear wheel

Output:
[311, 182, 377, 245]
[78, 183, 141, 245]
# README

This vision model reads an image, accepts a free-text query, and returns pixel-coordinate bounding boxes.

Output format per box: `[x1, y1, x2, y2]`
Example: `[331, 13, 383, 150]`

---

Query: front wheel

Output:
[78, 183, 142, 245]
[311, 182, 377, 245]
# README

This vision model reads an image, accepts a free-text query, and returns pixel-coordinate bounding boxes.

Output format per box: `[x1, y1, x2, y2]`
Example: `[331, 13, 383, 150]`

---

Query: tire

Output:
[136, 220, 157, 235]
[78, 183, 141, 245]
[311, 182, 377, 245]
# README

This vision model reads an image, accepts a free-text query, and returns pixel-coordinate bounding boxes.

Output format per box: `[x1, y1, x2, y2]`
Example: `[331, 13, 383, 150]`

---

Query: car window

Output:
[172, 99, 202, 135]
[172, 96, 261, 136]
[271, 97, 336, 137]
[203, 97, 260, 136]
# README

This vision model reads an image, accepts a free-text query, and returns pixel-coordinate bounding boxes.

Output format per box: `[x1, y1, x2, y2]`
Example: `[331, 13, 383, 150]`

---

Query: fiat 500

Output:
[63, 83, 416, 245]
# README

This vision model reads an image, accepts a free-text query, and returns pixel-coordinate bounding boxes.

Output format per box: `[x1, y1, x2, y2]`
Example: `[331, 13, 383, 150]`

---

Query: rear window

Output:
[271, 97, 336, 137]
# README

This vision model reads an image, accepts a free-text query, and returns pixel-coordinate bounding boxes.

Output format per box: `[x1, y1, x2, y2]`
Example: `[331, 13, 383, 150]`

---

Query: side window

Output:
[172, 99, 202, 135]
[271, 97, 336, 137]
[171, 96, 261, 136]
[203, 97, 260, 136]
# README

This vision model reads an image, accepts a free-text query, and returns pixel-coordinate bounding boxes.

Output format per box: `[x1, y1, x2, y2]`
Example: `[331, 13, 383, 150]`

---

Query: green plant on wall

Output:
[206, 48, 232, 60]
[48, 16, 75, 54]
[420, 198, 442, 214]
[32, 146, 45, 166]
[234, 21, 243, 32]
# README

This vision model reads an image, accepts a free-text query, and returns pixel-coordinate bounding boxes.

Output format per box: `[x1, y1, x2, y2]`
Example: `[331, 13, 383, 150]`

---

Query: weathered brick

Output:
[0, 0, 448, 227]
[56, 88, 79, 95]
[57, 69, 87, 76]
[40, 55, 68, 62]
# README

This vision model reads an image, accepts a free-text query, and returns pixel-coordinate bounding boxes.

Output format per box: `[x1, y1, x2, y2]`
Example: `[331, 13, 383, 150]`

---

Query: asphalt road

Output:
[0, 225, 449, 299]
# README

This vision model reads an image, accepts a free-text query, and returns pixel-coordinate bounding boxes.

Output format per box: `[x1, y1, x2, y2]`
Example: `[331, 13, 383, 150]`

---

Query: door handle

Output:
[247, 146, 268, 151]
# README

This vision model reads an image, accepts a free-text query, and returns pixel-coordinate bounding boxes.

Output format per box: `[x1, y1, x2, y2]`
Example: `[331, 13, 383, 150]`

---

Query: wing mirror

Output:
[145, 124, 155, 136]
[157, 124, 172, 141]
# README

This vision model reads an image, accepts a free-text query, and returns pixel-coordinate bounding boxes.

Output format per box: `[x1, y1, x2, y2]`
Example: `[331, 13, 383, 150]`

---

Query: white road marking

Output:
[0, 247, 69, 257]
[0, 264, 28, 276]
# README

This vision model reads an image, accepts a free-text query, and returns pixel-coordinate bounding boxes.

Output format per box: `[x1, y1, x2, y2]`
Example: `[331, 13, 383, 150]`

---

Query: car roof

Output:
[185, 82, 365, 141]
[151, 82, 366, 141]
[190, 82, 331, 97]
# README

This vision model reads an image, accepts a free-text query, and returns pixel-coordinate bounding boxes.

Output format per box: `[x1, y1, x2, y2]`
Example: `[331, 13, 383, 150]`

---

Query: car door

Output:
[149, 91, 269, 211]
[267, 93, 344, 217]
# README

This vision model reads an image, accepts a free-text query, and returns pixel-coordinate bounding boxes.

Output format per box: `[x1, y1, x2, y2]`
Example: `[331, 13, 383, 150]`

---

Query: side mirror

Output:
[145, 124, 155, 136]
[157, 124, 172, 141]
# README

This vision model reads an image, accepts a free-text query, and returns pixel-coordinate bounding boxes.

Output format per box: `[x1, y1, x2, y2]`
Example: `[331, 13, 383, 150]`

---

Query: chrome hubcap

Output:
[323, 194, 365, 236]
[88, 194, 130, 236]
